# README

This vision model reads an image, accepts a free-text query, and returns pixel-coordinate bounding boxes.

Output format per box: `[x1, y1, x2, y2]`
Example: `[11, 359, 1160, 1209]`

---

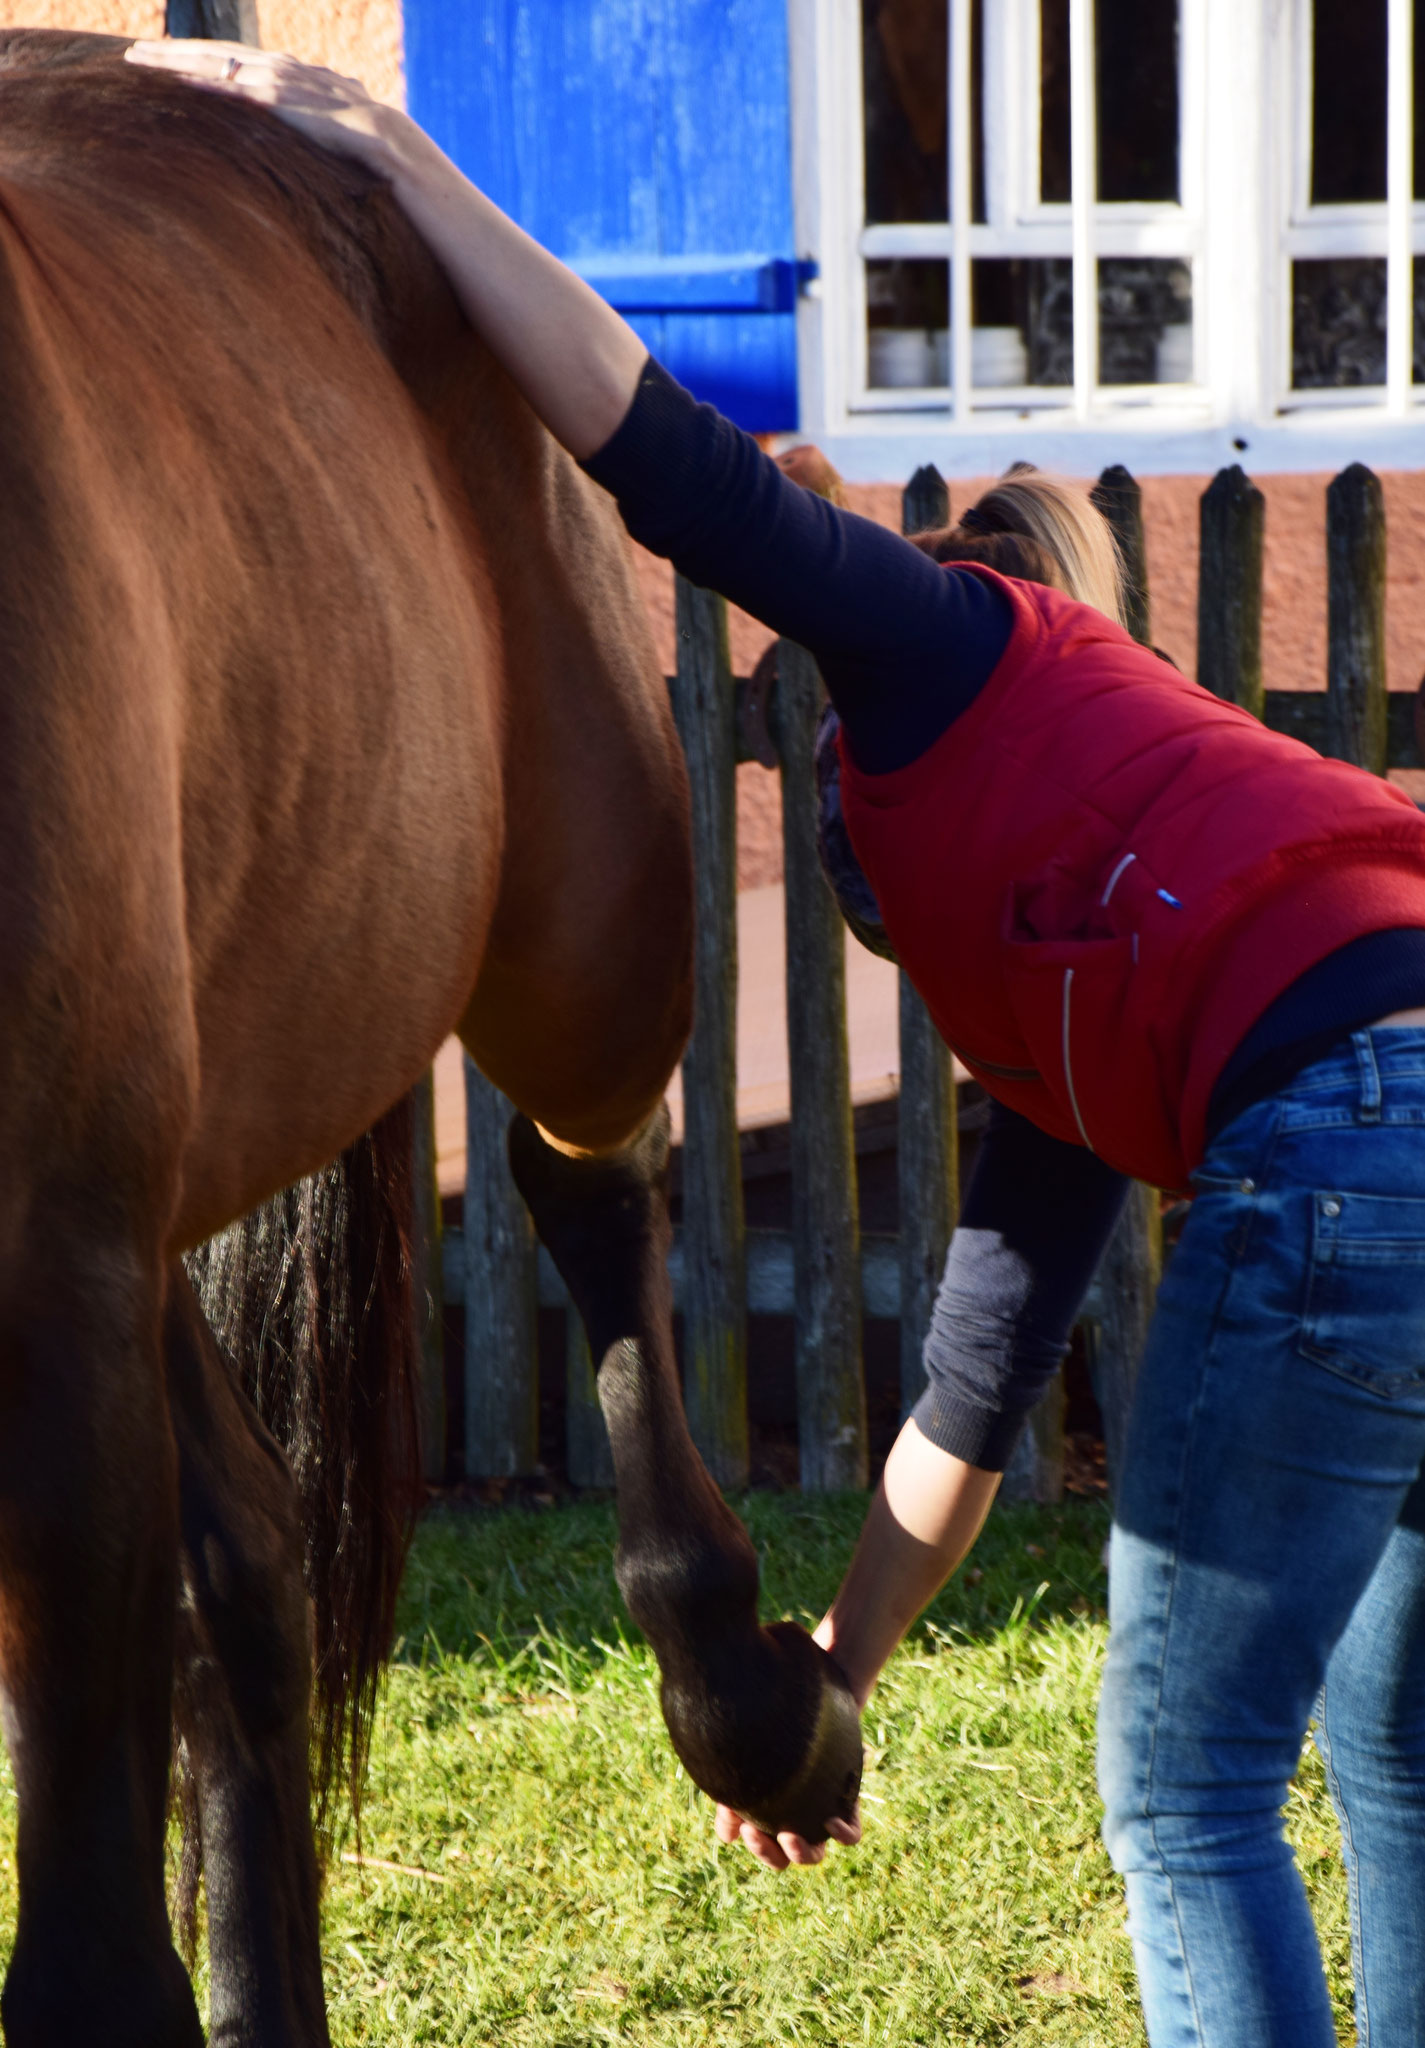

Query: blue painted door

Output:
[403, 0, 802, 431]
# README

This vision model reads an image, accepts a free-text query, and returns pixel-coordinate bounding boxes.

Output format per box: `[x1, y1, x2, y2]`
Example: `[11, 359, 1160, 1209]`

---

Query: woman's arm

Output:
[125, 41, 646, 457]
[725, 1107, 1129, 1870]
[126, 41, 1015, 775]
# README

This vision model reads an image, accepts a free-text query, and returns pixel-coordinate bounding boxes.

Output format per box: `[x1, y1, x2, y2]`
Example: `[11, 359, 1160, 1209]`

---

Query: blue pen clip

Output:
[1157, 888, 1183, 909]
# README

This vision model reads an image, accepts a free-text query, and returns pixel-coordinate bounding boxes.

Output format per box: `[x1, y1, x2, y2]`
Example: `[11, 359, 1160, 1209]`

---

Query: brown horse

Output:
[0, 29, 859, 2047]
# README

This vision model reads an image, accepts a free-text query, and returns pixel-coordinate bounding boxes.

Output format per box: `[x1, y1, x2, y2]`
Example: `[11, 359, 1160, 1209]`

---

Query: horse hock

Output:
[507, 1108, 862, 1842]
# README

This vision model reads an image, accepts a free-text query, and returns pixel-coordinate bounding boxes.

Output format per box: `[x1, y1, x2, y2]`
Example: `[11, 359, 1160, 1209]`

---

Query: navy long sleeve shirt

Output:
[583, 358, 1425, 1471]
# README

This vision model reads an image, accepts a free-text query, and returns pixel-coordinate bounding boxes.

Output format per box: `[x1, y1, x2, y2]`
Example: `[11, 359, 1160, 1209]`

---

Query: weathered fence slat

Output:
[1091, 464, 1151, 647]
[1000, 1377, 1068, 1504]
[902, 462, 950, 541]
[1326, 463, 1388, 774]
[669, 577, 748, 1489]
[778, 639, 867, 1491]
[565, 1315, 614, 1489]
[462, 1058, 538, 1478]
[166, 0, 260, 41]
[896, 975, 958, 1418]
[1090, 1182, 1163, 1504]
[410, 1067, 446, 1483]
[896, 464, 959, 1419]
[1198, 465, 1265, 717]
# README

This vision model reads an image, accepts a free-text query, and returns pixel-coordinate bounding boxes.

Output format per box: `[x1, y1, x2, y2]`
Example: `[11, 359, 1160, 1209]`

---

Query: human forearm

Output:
[817, 1420, 999, 1709]
[382, 122, 647, 456]
[126, 41, 648, 458]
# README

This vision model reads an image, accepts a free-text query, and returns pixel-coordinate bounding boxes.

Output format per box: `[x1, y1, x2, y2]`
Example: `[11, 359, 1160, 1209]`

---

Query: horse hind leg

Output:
[506, 1109, 863, 1842]
[164, 1266, 330, 2048]
[0, 1226, 203, 2048]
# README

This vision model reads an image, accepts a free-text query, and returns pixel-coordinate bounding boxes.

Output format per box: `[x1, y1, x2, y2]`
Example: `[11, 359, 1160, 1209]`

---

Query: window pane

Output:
[1099, 258, 1192, 382]
[1041, 0, 1070, 202]
[1097, 0, 1179, 202]
[972, 259, 1072, 385]
[1041, 0, 1179, 203]
[1292, 259, 1386, 385]
[1416, 0, 1425, 199]
[862, 0, 947, 223]
[1312, 0, 1386, 204]
[866, 259, 950, 386]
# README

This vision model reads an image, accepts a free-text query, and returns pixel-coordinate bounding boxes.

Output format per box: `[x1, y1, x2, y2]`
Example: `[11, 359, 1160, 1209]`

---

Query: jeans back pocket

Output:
[1300, 1191, 1425, 1395]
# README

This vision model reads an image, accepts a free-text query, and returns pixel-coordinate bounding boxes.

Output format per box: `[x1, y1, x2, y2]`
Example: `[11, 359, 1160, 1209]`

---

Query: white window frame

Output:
[787, 0, 1425, 477]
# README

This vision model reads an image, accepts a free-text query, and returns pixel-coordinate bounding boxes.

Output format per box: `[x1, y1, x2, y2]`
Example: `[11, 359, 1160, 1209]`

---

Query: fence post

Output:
[1197, 465, 1265, 717]
[462, 1058, 539, 1478]
[897, 465, 960, 1416]
[1091, 464, 1152, 647]
[902, 461, 950, 541]
[669, 577, 748, 1490]
[410, 1067, 446, 1483]
[1000, 1378, 1068, 1504]
[1326, 464, 1388, 775]
[1090, 1183, 1163, 1503]
[778, 640, 867, 1491]
[165, 1, 260, 39]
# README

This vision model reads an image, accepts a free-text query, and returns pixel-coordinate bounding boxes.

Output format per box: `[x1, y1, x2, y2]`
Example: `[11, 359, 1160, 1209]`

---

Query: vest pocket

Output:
[1000, 927, 1138, 1156]
[1299, 1191, 1425, 1396]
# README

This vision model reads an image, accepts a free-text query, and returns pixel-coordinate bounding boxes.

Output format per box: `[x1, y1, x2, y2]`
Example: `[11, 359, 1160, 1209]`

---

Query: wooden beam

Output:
[668, 578, 748, 1489]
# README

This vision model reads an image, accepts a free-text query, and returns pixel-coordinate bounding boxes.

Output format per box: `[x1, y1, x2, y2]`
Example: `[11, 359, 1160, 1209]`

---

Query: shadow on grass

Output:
[393, 1490, 1110, 1680]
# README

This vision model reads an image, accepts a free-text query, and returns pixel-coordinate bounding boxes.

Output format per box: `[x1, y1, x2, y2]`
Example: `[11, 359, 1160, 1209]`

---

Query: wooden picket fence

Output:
[421, 456, 1417, 1500]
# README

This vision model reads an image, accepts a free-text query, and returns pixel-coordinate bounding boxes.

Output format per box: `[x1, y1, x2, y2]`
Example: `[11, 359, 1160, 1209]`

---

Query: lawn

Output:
[0, 1494, 1355, 2043]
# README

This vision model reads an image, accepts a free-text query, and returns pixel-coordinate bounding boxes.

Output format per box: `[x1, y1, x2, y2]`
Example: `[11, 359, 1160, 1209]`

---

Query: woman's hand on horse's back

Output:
[125, 41, 424, 184]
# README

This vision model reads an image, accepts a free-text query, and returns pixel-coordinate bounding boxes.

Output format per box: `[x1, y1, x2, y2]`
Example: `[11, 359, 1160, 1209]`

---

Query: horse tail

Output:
[182, 1092, 425, 1848]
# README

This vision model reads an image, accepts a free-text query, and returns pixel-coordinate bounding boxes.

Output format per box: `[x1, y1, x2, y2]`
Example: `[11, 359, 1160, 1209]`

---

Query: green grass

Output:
[0, 1495, 1356, 2042]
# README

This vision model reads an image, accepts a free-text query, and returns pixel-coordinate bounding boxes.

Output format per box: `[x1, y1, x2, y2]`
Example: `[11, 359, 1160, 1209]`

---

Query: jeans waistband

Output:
[1195, 1026, 1425, 1187]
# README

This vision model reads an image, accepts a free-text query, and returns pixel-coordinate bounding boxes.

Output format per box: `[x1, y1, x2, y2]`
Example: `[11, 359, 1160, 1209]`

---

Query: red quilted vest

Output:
[839, 566, 1425, 1191]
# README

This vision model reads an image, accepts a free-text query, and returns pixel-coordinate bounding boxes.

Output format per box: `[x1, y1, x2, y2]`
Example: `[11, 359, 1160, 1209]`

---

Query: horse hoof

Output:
[734, 1626, 863, 1845]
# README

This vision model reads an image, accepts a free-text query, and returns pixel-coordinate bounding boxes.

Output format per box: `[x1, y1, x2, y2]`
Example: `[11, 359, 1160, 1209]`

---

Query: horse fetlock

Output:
[658, 1621, 863, 1846]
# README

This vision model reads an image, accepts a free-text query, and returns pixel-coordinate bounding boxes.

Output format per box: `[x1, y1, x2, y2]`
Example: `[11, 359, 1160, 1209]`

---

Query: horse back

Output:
[0, 32, 509, 1241]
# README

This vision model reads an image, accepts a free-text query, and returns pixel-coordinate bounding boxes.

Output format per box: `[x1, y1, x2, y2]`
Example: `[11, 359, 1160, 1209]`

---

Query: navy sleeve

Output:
[582, 357, 1013, 774]
[912, 1103, 1131, 1471]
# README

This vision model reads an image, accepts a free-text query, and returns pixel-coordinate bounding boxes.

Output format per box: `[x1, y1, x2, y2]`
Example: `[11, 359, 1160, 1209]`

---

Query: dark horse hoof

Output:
[734, 1626, 863, 1843]
[661, 1621, 863, 1847]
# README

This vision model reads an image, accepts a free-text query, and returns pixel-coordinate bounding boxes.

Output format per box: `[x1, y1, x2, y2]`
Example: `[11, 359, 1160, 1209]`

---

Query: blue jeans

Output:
[1098, 1030, 1425, 2047]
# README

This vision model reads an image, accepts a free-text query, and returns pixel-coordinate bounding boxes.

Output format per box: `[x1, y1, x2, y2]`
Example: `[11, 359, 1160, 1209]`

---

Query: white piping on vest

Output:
[1100, 851, 1137, 908]
[1062, 968, 1093, 1151]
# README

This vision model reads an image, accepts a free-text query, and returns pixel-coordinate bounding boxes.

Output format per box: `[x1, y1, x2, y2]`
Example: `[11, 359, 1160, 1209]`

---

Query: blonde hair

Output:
[911, 462, 1128, 628]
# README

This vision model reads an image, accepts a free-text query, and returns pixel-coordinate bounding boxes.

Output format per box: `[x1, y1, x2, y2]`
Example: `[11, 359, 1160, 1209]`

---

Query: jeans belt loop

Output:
[1353, 1027, 1383, 1123]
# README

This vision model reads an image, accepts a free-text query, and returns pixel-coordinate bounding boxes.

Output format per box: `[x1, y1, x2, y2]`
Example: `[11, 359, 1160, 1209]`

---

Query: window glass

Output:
[1099, 258, 1192, 381]
[1040, 0, 1179, 204]
[973, 259, 1070, 384]
[1311, 1, 1385, 204]
[1097, 0, 1179, 202]
[866, 259, 950, 386]
[861, 1, 986, 225]
[862, 0, 947, 223]
[1292, 258, 1386, 385]
[1040, 0, 1070, 202]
